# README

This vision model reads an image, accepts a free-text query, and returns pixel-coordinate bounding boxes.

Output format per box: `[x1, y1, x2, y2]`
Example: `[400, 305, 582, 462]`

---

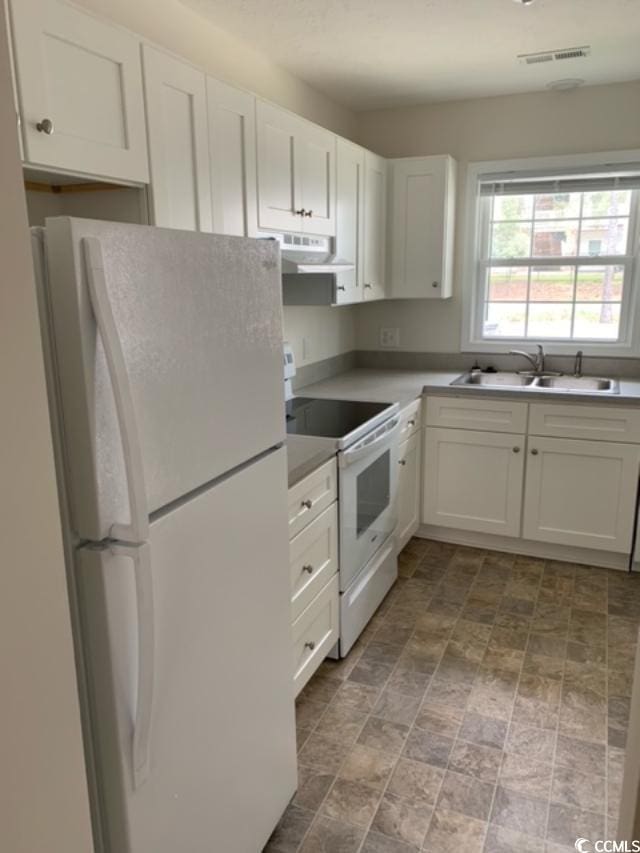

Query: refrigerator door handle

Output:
[110, 541, 155, 789]
[83, 237, 149, 543]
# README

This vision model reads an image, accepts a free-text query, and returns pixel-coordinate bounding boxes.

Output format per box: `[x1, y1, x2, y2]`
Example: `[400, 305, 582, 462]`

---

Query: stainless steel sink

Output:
[450, 371, 619, 394]
[536, 375, 619, 392]
[451, 371, 536, 388]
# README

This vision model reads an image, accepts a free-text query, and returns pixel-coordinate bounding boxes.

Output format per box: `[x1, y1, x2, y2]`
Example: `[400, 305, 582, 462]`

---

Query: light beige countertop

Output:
[285, 434, 336, 489]
[299, 367, 640, 408]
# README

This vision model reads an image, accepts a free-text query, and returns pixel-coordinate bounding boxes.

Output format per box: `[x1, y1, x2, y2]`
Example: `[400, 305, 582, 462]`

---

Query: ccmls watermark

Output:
[575, 839, 640, 852]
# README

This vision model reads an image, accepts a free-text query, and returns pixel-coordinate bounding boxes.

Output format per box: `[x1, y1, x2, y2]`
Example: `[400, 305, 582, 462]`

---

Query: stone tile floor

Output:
[264, 537, 640, 853]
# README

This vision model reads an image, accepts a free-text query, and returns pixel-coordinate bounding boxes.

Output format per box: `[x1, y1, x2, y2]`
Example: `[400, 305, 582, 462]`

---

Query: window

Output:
[464, 156, 640, 353]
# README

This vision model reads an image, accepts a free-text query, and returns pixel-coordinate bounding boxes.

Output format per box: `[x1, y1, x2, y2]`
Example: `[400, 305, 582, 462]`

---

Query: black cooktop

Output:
[286, 397, 393, 438]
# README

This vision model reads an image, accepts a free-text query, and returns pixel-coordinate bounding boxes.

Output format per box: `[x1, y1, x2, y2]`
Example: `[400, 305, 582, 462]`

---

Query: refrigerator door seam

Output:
[108, 541, 155, 789]
[83, 236, 149, 544]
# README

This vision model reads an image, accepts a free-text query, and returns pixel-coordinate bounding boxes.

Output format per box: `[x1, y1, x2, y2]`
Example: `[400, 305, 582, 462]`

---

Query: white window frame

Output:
[461, 150, 640, 356]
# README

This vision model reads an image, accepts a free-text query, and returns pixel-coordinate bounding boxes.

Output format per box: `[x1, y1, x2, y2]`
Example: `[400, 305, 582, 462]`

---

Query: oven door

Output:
[338, 415, 401, 591]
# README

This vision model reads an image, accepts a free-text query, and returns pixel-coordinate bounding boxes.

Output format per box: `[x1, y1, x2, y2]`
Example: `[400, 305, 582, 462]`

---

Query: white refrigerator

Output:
[33, 217, 297, 853]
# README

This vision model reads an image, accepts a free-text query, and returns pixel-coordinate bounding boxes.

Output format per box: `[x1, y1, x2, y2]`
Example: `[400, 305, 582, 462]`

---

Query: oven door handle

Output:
[339, 416, 401, 468]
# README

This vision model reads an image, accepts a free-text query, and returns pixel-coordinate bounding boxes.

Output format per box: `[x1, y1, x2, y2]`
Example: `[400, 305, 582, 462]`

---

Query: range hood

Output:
[281, 251, 354, 274]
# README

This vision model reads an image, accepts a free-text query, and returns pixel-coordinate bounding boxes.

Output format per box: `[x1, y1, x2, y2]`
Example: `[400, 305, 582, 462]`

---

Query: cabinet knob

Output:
[398, 459, 406, 466]
[36, 118, 54, 135]
[301, 499, 313, 510]
[364, 283, 372, 289]
[531, 449, 539, 456]
[512, 447, 520, 453]
[304, 641, 316, 651]
[302, 564, 314, 574]
[432, 281, 439, 289]
[337, 285, 346, 291]
[305, 210, 313, 217]
[295, 208, 306, 216]
[408, 419, 416, 427]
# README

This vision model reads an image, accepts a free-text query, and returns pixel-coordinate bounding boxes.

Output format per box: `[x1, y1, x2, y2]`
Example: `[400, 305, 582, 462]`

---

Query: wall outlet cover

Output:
[379, 327, 400, 348]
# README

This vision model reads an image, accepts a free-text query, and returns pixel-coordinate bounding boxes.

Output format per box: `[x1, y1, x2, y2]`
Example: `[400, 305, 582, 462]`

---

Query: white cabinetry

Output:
[287, 459, 339, 696]
[523, 437, 640, 553]
[423, 427, 525, 537]
[207, 79, 257, 236]
[142, 46, 212, 232]
[10, 0, 148, 182]
[396, 399, 422, 551]
[389, 156, 456, 299]
[334, 138, 365, 305]
[256, 101, 336, 236]
[363, 151, 387, 300]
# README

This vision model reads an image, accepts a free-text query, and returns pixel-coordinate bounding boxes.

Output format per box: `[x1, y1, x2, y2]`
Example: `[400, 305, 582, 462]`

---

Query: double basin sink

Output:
[451, 371, 620, 394]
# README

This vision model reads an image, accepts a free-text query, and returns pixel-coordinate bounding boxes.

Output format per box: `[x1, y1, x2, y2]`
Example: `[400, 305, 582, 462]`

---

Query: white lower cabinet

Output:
[423, 426, 525, 538]
[523, 436, 640, 553]
[396, 430, 421, 551]
[288, 459, 339, 696]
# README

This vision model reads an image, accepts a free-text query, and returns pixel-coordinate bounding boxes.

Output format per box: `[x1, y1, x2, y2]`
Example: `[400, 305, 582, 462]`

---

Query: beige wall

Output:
[74, 0, 357, 139]
[355, 80, 640, 353]
[0, 5, 94, 851]
[282, 305, 356, 368]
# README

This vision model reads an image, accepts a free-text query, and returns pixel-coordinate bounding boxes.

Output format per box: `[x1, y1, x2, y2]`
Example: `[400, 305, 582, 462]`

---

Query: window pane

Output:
[493, 194, 533, 221]
[573, 304, 621, 339]
[532, 220, 579, 257]
[484, 303, 526, 337]
[534, 192, 581, 219]
[583, 190, 632, 218]
[529, 266, 575, 301]
[578, 218, 629, 256]
[527, 303, 572, 338]
[490, 222, 531, 258]
[575, 265, 624, 301]
[488, 266, 528, 301]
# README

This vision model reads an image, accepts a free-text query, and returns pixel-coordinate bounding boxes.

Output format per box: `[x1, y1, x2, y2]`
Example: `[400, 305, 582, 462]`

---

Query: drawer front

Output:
[529, 403, 640, 443]
[425, 396, 528, 434]
[292, 574, 339, 696]
[399, 398, 422, 441]
[290, 503, 338, 621]
[288, 458, 337, 538]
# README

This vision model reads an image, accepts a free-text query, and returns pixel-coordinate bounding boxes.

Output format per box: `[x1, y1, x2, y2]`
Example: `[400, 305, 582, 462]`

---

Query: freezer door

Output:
[75, 448, 296, 853]
[43, 216, 284, 541]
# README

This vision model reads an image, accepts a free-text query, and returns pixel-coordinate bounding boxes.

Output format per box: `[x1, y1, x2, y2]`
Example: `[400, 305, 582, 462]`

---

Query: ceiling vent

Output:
[518, 46, 591, 65]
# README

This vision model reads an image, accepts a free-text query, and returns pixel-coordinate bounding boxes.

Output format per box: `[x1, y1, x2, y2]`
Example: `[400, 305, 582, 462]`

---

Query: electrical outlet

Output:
[379, 327, 400, 348]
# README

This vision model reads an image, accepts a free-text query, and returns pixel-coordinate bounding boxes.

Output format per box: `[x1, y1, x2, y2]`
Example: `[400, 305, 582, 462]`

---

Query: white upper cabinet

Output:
[363, 151, 387, 300]
[389, 155, 456, 299]
[9, 0, 148, 182]
[207, 79, 257, 237]
[256, 100, 336, 236]
[142, 46, 212, 232]
[334, 139, 365, 305]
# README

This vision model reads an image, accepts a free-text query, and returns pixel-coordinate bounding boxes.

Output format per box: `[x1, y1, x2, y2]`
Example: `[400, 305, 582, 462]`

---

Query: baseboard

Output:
[416, 523, 630, 571]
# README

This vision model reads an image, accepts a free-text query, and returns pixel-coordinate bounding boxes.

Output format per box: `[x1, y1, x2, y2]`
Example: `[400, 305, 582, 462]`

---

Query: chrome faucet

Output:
[573, 350, 583, 377]
[509, 344, 545, 375]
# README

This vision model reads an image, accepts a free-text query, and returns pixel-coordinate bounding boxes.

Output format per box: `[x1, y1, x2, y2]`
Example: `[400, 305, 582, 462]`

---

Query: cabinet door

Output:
[334, 138, 364, 304]
[256, 100, 300, 232]
[142, 46, 212, 232]
[397, 431, 421, 551]
[523, 437, 640, 553]
[389, 155, 455, 299]
[10, 0, 148, 182]
[207, 79, 257, 237]
[363, 151, 387, 300]
[298, 122, 336, 237]
[423, 427, 525, 537]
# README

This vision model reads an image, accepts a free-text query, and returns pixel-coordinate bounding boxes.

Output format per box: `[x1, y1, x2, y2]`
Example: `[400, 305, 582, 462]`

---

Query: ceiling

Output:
[180, 0, 640, 110]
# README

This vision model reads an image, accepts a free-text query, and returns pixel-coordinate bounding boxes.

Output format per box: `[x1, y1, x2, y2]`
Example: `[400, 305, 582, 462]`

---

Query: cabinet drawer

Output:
[529, 403, 640, 443]
[288, 458, 337, 539]
[425, 396, 528, 434]
[292, 574, 339, 696]
[399, 398, 422, 440]
[290, 503, 338, 621]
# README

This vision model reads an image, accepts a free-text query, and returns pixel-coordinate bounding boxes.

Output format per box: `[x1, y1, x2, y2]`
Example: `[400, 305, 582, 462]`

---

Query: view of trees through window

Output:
[481, 188, 635, 341]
